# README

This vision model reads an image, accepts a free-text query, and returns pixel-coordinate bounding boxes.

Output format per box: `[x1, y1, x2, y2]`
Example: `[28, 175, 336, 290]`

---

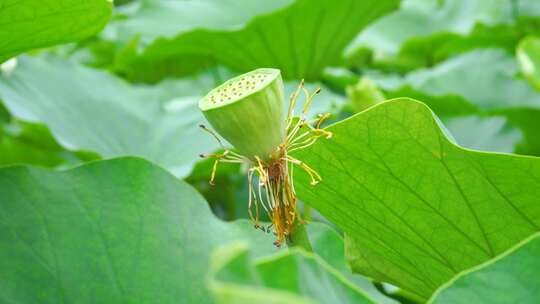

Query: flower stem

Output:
[286, 218, 313, 252]
[303, 204, 313, 221]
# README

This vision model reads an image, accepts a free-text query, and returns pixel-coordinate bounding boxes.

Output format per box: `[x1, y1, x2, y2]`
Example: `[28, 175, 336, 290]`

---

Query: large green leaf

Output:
[0, 121, 85, 168]
[440, 115, 522, 154]
[208, 243, 377, 304]
[369, 19, 540, 72]
[0, 55, 218, 177]
[0, 157, 278, 303]
[112, 0, 399, 82]
[503, 108, 540, 156]
[109, 0, 293, 45]
[0, 56, 345, 175]
[430, 233, 540, 303]
[370, 49, 540, 155]
[348, 0, 540, 56]
[307, 224, 398, 304]
[0, 134, 65, 168]
[0, 0, 112, 63]
[0, 101, 8, 123]
[517, 36, 540, 91]
[371, 49, 540, 111]
[0, 100, 87, 169]
[293, 98, 540, 299]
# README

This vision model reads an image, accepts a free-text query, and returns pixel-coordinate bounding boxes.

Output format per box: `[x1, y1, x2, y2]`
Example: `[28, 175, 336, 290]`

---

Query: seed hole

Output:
[206, 71, 273, 104]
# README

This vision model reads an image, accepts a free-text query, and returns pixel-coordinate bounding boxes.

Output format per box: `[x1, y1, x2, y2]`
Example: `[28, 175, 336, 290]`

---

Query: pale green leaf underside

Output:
[293, 98, 540, 299]
[110, 0, 293, 44]
[441, 115, 522, 154]
[0, 121, 78, 168]
[430, 233, 540, 304]
[117, 0, 399, 82]
[208, 243, 376, 304]
[371, 49, 540, 111]
[0, 56, 218, 177]
[0, 135, 64, 167]
[0, 56, 345, 173]
[0, 0, 112, 63]
[366, 18, 540, 73]
[349, 0, 539, 55]
[0, 157, 278, 303]
[517, 36, 540, 91]
[307, 224, 398, 304]
[370, 49, 540, 155]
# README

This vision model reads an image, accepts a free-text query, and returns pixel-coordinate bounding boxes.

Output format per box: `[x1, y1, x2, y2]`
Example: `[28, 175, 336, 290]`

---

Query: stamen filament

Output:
[199, 124, 225, 149]
[286, 118, 305, 142]
[284, 156, 322, 185]
[288, 139, 318, 153]
[286, 79, 304, 129]
[301, 87, 320, 114]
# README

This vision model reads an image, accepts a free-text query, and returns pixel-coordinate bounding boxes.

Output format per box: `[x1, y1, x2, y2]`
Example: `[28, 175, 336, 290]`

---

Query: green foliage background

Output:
[1, 0, 540, 303]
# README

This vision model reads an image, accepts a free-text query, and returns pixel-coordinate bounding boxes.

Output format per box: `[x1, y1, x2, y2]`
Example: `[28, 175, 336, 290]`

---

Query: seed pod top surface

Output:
[199, 68, 285, 160]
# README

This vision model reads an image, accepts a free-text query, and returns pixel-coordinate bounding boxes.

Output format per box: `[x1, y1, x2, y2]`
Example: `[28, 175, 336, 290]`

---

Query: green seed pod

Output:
[199, 68, 285, 160]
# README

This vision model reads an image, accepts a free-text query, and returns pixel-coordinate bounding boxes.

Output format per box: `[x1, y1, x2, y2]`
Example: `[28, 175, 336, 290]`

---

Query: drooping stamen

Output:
[199, 124, 225, 149]
[315, 113, 330, 129]
[286, 79, 304, 129]
[284, 155, 322, 186]
[288, 139, 319, 153]
[302, 87, 321, 115]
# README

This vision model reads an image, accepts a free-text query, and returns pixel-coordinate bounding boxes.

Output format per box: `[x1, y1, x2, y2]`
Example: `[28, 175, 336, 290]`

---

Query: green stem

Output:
[510, 0, 519, 21]
[286, 219, 313, 252]
[303, 204, 313, 221]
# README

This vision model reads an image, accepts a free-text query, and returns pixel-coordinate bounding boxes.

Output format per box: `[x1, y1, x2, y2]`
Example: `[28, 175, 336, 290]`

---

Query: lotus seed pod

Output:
[199, 68, 285, 160]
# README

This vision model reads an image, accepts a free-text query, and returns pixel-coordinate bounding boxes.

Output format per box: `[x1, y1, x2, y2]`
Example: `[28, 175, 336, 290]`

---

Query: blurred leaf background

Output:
[1, 0, 540, 303]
